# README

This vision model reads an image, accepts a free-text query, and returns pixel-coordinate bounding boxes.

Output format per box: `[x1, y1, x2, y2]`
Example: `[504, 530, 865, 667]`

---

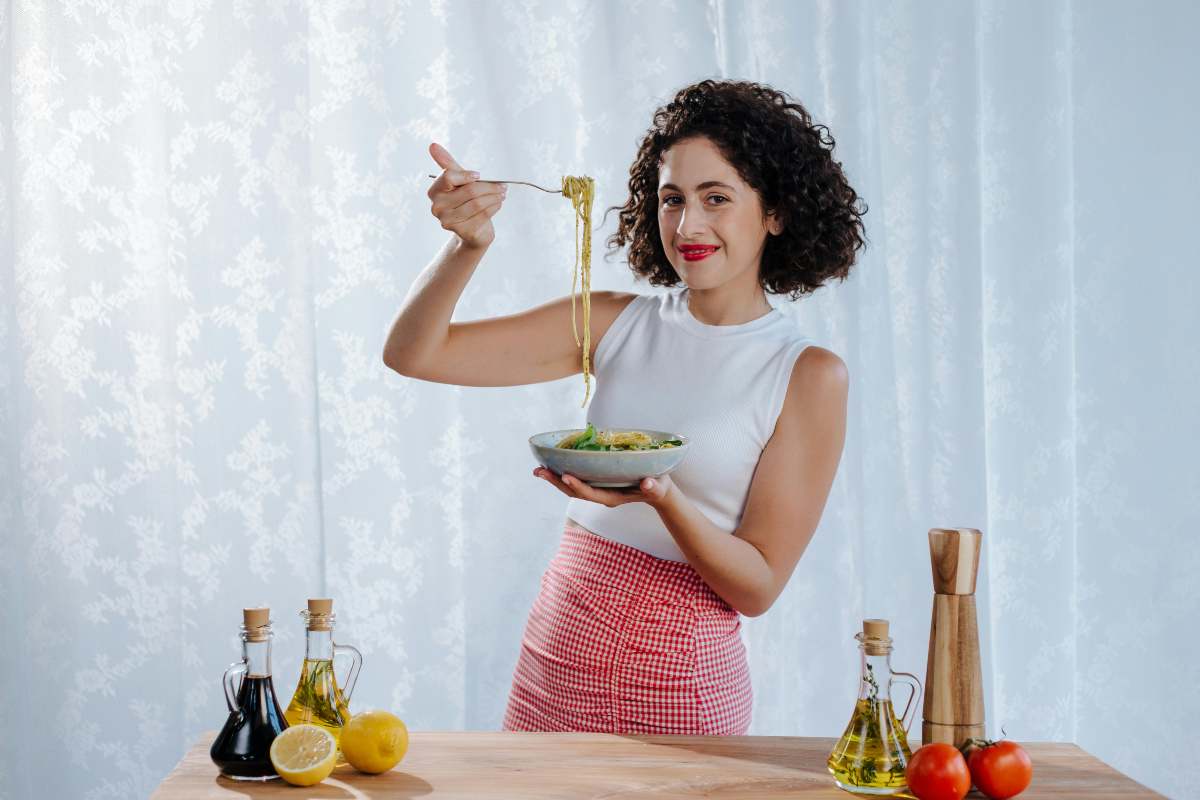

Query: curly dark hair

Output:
[604, 79, 867, 299]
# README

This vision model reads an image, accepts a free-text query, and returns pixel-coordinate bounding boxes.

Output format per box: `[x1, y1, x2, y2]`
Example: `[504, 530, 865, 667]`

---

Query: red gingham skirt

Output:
[502, 521, 753, 735]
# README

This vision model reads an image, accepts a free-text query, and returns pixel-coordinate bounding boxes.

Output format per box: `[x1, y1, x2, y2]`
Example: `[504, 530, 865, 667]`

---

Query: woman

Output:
[384, 79, 866, 735]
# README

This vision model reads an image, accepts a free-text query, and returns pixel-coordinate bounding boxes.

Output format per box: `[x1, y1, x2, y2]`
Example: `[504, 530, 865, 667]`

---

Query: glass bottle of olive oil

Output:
[827, 619, 922, 795]
[283, 598, 362, 750]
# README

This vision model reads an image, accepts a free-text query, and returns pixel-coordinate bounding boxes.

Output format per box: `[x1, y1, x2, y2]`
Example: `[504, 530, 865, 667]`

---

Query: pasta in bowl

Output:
[529, 424, 690, 488]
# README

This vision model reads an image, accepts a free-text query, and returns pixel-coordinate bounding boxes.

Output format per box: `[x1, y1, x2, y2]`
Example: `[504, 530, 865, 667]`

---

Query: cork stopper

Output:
[243, 607, 270, 641]
[928, 528, 982, 595]
[864, 619, 889, 639]
[859, 618, 892, 655]
[305, 598, 333, 631]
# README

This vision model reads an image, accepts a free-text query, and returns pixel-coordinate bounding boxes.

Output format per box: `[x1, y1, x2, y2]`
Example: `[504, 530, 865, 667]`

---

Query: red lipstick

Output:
[678, 244, 719, 262]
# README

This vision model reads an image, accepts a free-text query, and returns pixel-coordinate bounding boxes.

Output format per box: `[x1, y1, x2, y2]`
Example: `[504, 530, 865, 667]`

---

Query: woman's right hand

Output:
[427, 142, 507, 249]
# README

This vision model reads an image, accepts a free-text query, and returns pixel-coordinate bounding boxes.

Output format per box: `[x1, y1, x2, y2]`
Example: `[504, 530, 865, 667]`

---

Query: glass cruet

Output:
[827, 618, 922, 795]
[209, 607, 289, 781]
[283, 598, 363, 749]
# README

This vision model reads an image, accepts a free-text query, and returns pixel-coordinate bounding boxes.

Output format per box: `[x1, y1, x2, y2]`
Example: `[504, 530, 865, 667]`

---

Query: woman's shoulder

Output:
[763, 307, 848, 395]
[793, 345, 847, 381]
[587, 290, 643, 329]
[585, 291, 647, 363]
[784, 345, 849, 407]
[590, 290, 642, 314]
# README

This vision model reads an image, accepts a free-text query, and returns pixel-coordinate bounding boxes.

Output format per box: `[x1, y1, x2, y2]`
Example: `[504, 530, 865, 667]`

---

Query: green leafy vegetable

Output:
[554, 425, 681, 451]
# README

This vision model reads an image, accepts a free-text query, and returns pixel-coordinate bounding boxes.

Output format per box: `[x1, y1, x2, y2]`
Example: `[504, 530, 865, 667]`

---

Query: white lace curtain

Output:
[1, 2, 1196, 798]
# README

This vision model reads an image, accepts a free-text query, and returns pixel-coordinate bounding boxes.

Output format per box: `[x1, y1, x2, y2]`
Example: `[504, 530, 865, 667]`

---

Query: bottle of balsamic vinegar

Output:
[210, 607, 289, 780]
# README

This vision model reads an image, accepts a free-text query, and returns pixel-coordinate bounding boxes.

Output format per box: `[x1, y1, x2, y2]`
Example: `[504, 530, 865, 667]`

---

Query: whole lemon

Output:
[340, 710, 409, 774]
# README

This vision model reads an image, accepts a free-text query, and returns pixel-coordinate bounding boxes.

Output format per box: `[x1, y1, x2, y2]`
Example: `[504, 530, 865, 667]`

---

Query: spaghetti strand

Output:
[562, 175, 595, 407]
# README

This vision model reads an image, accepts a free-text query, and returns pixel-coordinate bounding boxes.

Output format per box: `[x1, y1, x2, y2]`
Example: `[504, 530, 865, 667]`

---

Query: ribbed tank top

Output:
[566, 289, 815, 562]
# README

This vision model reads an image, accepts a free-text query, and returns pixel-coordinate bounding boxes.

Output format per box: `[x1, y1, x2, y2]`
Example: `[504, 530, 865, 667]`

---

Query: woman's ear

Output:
[766, 212, 783, 236]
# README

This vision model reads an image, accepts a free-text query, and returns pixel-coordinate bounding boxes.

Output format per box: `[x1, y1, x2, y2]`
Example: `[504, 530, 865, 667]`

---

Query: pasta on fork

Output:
[562, 175, 595, 406]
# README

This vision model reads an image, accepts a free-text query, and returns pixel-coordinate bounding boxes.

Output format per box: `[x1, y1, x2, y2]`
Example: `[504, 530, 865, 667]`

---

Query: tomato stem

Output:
[959, 737, 998, 757]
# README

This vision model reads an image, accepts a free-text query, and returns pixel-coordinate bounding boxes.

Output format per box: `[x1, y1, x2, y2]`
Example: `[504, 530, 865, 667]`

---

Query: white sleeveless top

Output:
[566, 289, 815, 561]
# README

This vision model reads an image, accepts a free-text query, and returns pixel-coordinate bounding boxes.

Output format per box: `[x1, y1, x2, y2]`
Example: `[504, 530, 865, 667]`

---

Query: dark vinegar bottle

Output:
[210, 607, 289, 780]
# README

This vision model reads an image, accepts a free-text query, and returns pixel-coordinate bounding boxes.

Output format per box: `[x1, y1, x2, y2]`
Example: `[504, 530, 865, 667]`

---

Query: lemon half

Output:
[340, 710, 409, 774]
[269, 723, 337, 786]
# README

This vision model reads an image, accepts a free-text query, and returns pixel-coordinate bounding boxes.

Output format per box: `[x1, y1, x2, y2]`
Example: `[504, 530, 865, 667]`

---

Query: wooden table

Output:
[152, 732, 1162, 799]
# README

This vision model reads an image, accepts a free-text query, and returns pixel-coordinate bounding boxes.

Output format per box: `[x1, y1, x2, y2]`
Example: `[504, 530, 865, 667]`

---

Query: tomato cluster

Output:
[905, 739, 1033, 800]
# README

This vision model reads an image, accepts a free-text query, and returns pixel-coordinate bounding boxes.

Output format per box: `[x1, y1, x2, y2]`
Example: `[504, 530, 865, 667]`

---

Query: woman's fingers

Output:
[430, 181, 504, 215]
[457, 204, 502, 243]
[428, 142, 479, 191]
[425, 143, 500, 248]
[533, 468, 671, 509]
[568, 478, 639, 506]
[428, 141, 465, 174]
[429, 141, 458, 165]
[534, 468, 578, 498]
[441, 197, 503, 233]
[542, 471, 641, 507]
[637, 477, 668, 502]
[436, 188, 506, 224]
[454, 183, 506, 209]
[428, 168, 479, 195]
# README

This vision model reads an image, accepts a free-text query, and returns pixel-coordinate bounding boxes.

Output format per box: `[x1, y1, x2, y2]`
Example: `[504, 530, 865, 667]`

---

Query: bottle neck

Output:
[243, 637, 273, 677]
[859, 649, 893, 702]
[305, 628, 333, 660]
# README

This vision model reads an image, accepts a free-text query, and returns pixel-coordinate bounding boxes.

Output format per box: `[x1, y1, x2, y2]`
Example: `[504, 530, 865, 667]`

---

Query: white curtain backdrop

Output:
[2, 1, 1197, 798]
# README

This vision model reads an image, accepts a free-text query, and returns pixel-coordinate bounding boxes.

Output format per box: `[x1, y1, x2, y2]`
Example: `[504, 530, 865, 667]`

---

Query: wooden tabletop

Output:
[152, 732, 1162, 799]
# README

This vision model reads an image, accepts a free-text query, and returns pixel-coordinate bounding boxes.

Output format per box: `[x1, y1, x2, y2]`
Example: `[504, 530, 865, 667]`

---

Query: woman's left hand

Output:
[533, 467, 675, 509]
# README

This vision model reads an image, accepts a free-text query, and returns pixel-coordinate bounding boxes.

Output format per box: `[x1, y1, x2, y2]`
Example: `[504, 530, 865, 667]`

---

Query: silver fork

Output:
[425, 173, 562, 194]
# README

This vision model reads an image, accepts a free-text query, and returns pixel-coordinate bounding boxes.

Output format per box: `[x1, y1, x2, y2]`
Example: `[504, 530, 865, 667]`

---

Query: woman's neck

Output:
[686, 281, 773, 326]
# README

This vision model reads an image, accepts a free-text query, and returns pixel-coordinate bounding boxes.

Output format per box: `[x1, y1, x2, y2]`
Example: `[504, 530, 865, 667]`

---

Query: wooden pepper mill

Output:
[922, 527, 985, 747]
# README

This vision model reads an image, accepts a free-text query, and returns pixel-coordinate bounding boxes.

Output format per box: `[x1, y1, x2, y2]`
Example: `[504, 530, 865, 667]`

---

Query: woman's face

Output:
[656, 135, 779, 293]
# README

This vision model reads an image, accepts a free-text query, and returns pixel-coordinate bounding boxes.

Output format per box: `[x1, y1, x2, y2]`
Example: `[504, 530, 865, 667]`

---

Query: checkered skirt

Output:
[502, 521, 753, 735]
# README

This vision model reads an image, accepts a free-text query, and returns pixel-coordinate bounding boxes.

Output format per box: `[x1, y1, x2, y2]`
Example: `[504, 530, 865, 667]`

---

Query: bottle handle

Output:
[222, 659, 248, 716]
[333, 643, 362, 705]
[890, 670, 923, 733]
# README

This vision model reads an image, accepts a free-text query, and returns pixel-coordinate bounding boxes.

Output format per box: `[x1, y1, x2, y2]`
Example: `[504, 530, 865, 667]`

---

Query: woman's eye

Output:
[661, 195, 727, 207]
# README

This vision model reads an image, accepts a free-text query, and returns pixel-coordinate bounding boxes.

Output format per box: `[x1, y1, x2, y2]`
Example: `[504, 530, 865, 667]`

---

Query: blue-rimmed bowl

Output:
[529, 429, 690, 488]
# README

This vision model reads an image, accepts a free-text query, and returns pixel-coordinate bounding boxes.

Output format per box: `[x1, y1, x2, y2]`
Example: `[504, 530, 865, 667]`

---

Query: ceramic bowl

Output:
[529, 429, 690, 488]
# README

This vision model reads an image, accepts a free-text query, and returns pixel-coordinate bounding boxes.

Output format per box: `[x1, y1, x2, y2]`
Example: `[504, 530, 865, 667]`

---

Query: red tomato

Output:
[967, 740, 1033, 799]
[905, 743, 971, 800]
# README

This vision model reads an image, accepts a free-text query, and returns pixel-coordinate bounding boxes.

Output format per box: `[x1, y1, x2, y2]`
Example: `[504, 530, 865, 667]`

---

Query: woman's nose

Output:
[676, 206, 707, 238]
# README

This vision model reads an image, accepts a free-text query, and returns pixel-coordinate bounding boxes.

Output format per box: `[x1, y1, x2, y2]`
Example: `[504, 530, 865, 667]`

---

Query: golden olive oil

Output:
[283, 598, 362, 757]
[284, 658, 350, 744]
[827, 620, 922, 796]
[827, 697, 911, 793]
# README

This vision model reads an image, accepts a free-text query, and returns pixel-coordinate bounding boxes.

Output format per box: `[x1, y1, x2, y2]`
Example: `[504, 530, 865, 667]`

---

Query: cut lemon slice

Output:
[269, 723, 337, 786]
